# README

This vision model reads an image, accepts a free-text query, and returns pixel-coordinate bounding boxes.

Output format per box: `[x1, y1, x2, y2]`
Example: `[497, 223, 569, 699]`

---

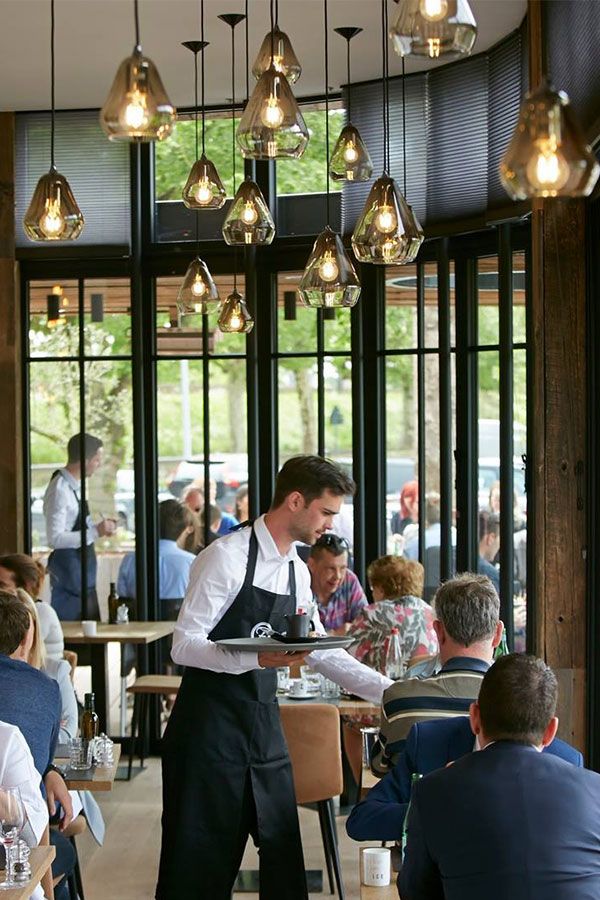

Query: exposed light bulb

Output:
[229, 311, 242, 330]
[427, 38, 442, 58]
[318, 252, 339, 283]
[420, 0, 448, 22]
[343, 141, 359, 164]
[261, 95, 285, 128]
[191, 275, 207, 297]
[375, 206, 397, 234]
[194, 178, 213, 205]
[241, 201, 259, 225]
[272, 54, 284, 72]
[40, 198, 65, 238]
[122, 89, 149, 130]
[526, 140, 570, 192]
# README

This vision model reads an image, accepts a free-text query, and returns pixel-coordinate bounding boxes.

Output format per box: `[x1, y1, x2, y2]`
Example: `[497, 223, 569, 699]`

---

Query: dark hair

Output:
[159, 499, 194, 542]
[424, 492, 441, 527]
[309, 533, 350, 559]
[272, 455, 355, 509]
[367, 555, 424, 599]
[434, 572, 499, 646]
[0, 591, 31, 655]
[479, 510, 500, 541]
[201, 504, 222, 529]
[478, 653, 558, 744]
[234, 485, 249, 521]
[67, 433, 103, 464]
[0, 554, 45, 598]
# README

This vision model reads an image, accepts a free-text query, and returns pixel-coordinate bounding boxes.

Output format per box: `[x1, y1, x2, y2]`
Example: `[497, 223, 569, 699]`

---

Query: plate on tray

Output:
[215, 636, 354, 652]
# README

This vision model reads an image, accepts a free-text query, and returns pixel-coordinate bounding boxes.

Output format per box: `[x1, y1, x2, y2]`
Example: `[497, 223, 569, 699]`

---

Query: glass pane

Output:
[277, 108, 344, 197]
[278, 358, 318, 460]
[478, 256, 499, 345]
[449, 260, 456, 349]
[84, 278, 131, 356]
[323, 307, 351, 354]
[385, 263, 417, 350]
[209, 357, 248, 531]
[277, 271, 317, 353]
[513, 347, 527, 652]
[28, 280, 79, 358]
[385, 356, 418, 552]
[513, 251, 526, 343]
[324, 355, 354, 547]
[157, 359, 204, 498]
[424, 263, 438, 349]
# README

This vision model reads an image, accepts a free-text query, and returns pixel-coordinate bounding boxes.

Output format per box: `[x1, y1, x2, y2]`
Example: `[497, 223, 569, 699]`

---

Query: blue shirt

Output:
[117, 541, 196, 601]
[217, 512, 239, 536]
[0, 655, 61, 778]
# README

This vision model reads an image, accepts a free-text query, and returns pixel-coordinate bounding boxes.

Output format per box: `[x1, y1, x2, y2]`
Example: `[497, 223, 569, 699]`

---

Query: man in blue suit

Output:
[346, 710, 582, 841]
[399, 654, 600, 900]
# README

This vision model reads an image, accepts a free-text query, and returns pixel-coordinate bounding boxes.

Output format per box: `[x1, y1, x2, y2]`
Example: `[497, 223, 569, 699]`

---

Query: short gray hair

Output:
[434, 573, 499, 646]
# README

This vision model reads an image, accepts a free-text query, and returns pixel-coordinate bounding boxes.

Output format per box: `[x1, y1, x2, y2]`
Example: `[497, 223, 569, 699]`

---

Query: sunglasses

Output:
[314, 534, 350, 553]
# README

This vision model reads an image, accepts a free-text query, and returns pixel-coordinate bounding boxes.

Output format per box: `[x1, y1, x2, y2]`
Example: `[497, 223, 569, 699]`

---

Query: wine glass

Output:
[0, 787, 26, 890]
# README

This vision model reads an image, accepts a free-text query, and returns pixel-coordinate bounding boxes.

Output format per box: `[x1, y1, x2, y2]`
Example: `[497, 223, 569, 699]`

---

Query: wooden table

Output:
[58, 743, 122, 792]
[0, 845, 55, 899]
[62, 622, 175, 731]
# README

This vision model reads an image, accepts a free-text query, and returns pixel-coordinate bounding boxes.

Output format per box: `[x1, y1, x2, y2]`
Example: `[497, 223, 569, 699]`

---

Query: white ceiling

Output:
[0, 0, 526, 112]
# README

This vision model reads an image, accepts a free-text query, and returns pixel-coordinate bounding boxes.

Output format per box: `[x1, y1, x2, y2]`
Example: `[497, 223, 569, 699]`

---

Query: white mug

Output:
[82, 620, 97, 637]
[289, 680, 306, 697]
[362, 847, 391, 887]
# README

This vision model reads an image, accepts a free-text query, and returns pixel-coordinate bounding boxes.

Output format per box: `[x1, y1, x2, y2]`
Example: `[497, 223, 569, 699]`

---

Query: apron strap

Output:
[242, 526, 259, 591]
[288, 560, 297, 607]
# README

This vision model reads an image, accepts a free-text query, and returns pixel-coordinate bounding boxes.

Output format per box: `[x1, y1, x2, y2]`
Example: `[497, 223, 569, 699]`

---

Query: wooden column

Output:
[0, 112, 23, 552]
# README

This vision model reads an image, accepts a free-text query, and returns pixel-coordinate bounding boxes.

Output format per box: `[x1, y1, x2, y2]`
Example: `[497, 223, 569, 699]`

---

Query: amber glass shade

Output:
[298, 226, 361, 309]
[23, 167, 85, 242]
[218, 290, 254, 333]
[222, 179, 275, 245]
[500, 80, 600, 200]
[352, 174, 424, 265]
[330, 124, 373, 182]
[182, 154, 227, 210]
[390, 0, 477, 59]
[177, 257, 220, 316]
[252, 25, 302, 84]
[237, 64, 309, 160]
[100, 46, 176, 142]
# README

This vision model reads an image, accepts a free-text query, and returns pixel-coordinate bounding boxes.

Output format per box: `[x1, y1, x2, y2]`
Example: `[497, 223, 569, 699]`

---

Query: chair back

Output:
[280, 703, 343, 804]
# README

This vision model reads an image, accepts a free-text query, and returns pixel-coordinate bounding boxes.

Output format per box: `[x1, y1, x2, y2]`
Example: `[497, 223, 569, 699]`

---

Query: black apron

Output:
[156, 527, 308, 900]
[47, 470, 99, 621]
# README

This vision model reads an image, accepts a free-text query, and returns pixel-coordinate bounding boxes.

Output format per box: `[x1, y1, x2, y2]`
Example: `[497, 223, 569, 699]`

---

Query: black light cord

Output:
[275, 0, 279, 25]
[346, 37, 352, 122]
[194, 48, 200, 250]
[230, 22, 238, 290]
[381, 0, 387, 172]
[134, 0, 141, 48]
[270, 0, 275, 63]
[384, 0, 390, 174]
[324, 0, 330, 225]
[402, 55, 407, 199]
[201, 0, 206, 155]
[50, 0, 55, 169]
[245, 0, 249, 102]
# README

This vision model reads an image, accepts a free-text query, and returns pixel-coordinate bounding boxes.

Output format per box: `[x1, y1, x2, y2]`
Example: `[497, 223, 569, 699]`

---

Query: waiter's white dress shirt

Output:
[172, 515, 392, 704]
[43, 468, 97, 550]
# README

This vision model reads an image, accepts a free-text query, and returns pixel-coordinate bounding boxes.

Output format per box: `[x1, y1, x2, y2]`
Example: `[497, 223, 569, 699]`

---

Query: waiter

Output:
[156, 455, 392, 899]
[43, 432, 115, 620]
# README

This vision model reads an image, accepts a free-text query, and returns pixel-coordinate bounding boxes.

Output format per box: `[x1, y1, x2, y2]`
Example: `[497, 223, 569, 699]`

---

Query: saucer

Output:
[288, 691, 314, 700]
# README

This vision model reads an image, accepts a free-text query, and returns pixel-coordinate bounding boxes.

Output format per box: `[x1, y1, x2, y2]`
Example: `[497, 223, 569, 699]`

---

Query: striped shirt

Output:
[372, 656, 490, 773]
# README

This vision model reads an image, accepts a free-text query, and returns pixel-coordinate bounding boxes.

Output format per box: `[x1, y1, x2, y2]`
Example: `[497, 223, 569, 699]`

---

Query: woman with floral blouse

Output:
[348, 555, 438, 674]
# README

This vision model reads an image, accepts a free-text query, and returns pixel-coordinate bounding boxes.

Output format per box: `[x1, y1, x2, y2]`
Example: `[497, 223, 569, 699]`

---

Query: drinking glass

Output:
[276, 666, 291, 693]
[320, 677, 341, 700]
[69, 738, 93, 771]
[0, 787, 26, 890]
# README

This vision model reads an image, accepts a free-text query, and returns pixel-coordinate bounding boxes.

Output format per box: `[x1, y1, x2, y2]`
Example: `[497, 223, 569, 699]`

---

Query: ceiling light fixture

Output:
[252, 0, 301, 84]
[24, 0, 84, 242]
[100, 0, 175, 141]
[298, 0, 361, 310]
[500, 78, 599, 200]
[390, 0, 477, 59]
[330, 27, 373, 183]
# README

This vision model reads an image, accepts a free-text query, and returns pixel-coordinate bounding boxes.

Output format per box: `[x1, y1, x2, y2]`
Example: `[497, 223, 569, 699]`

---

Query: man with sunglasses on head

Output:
[308, 533, 368, 634]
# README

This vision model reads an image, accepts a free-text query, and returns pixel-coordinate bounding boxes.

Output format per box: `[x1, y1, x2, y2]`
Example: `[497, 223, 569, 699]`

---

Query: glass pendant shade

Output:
[330, 124, 373, 182]
[252, 25, 302, 84]
[352, 174, 424, 265]
[222, 178, 275, 245]
[100, 47, 176, 142]
[298, 226, 361, 309]
[237, 64, 309, 159]
[177, 257, 220, 316]
[23, 167, 85, 241]
[218, 290, 254, 333]
[390, 0, 477, 59]
[499, 80, 600, 200]
[182, 154, 227, 209]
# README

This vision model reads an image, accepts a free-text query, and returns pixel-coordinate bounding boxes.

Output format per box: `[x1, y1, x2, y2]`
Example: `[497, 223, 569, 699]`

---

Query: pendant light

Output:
[218, 13, 254, 335]
[100, 0, 175, 141]
[222, 3, 275, 246]
[352, 7, 423, 267]
[330, 28, 373, 183]
[182, 4, 226, 209]
[177, 45, 220, 317]
[24, 0, 84, 242]
[500, 78, 599, 200]
[298, 0, 361, 310]
[237, 0, 309, 160]
[252, 0, 301, 84]
[390, 0, 477, 59]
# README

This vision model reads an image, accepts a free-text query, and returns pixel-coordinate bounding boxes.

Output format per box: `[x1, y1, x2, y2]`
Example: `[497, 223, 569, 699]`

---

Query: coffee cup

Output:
[361, 847, 391, 886]
[82, 620, 97, 637]
[285, 613, 314, 639]
[289, 680, 307, 697]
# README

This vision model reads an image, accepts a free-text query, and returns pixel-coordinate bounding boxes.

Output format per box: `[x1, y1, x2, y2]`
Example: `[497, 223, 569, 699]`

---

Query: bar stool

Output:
[126, 674, 182, 779]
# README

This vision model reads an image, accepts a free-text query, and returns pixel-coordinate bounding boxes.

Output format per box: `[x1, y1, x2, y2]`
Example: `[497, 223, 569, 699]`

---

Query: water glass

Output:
[69, 738, 92, 771]
[300, 665, 321, 693]
[276, 666, 291, 692]
[92, 734, 115, 766]
[0, 786, 26, 890]
[320, 677, 341, 700]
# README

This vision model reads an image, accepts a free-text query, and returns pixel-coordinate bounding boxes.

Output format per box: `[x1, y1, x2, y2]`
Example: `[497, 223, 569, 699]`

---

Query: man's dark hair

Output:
[434, 572, 499, 646]
[478, 653, 558, 744]
[309, 533, 350, 560]
[67, 433, 103, 464]
[272, 455, 355, 509]
[0, 554, 44, 595]
[479, 510, 500, 541]
[159, 499, 194, 542]
[425, 492, 441, 527]
[0, 591, 31, 655]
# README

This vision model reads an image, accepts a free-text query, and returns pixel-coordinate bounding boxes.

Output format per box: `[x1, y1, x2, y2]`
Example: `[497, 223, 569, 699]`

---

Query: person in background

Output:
[43, 432, 116, 620]
[307, 533, 368, 633]
[488, 480, 526, 532]
[202, 503, 223, 537]
[181, 485, 204, 517]
[390, 480, 419, 537]
[235, 484, 249, 523]
[404, 492, 457, 561]
[348, 556, 437, 674]
[182, 481, 238, 536]
[478, 510, 500, 594]
[0, 554, 64, 660]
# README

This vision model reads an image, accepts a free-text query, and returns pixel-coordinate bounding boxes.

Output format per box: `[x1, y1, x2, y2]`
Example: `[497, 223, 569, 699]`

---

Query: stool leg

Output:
[70, 835, 86, 900]
[325, 798, 345, 900]
[128, 695, 139, 781]
[139, 694, 148, 769]
[318, 801, 336, 895]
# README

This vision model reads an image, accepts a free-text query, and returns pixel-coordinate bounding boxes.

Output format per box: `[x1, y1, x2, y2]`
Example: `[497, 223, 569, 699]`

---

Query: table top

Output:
[278, 694, 381, 719]
[58, 743, 122, 792]
[360, 884, 400, 899]
[62, 621, 174, 644]
[0, 845, 55, 900]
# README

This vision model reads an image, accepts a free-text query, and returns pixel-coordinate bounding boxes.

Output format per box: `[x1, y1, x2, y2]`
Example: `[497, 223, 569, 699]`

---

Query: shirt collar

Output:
[60, 468, 80, 489]
[441, 656, 490, 674]
[254, 514, 299, 564]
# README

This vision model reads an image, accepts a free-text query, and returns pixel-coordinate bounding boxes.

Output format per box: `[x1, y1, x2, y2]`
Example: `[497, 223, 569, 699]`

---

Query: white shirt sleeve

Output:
[170, 540, 259, 674]
[43, 475, 97, 550]
[0, 723, 48, 847]
[35, 602, 65, 660]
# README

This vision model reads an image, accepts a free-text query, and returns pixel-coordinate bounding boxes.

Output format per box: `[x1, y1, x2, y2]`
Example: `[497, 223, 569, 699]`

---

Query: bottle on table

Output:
[385, 627, 404, 680]
[108, 582, 120, 624]
[493, 625, 509, 659]
[81, 692, 99, 761]
[401, 772, 423, 862]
